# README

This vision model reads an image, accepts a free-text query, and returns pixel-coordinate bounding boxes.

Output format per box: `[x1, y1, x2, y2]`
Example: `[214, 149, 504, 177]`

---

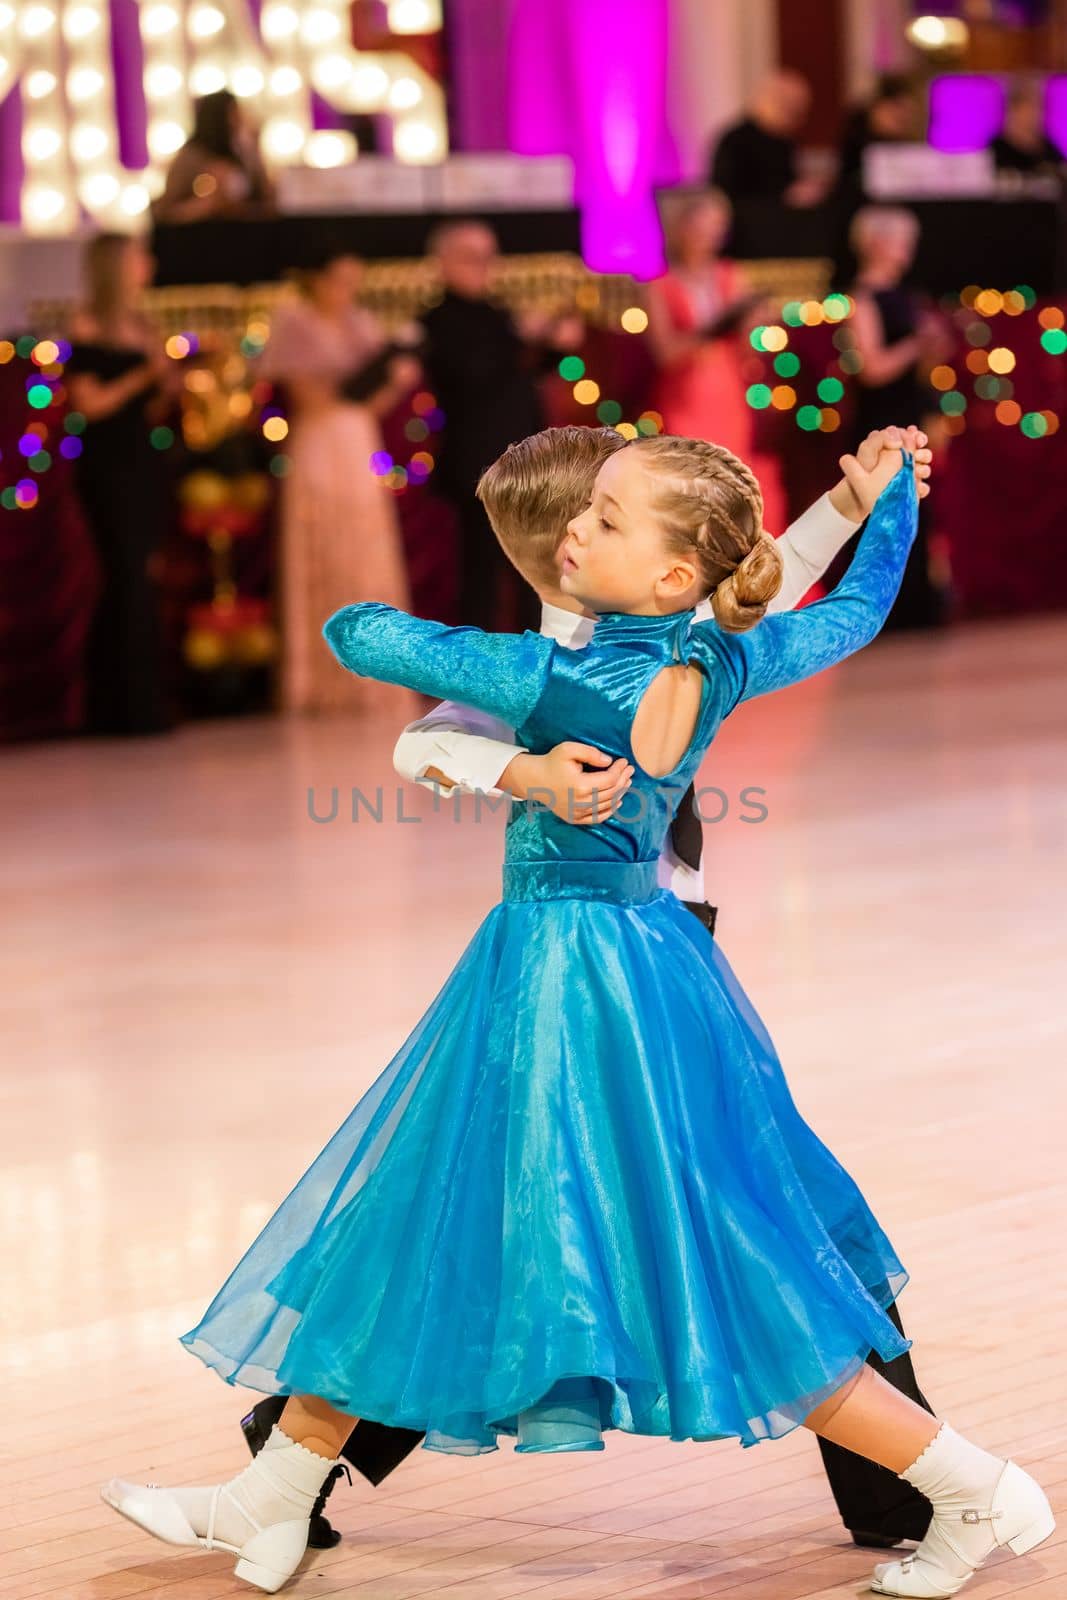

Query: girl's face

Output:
[559, 447, 701, 616]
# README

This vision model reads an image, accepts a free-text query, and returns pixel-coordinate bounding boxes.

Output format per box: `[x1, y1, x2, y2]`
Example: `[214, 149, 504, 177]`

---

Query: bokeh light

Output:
[262, 416, 289, 442]
[995, 400, 1022, 426]
[573, 379, 600, 406]
[987, 347, 1016, 374]
[930, 365, 956, 391]
[620, 306, 648, 334]
[558, 356, 584, 382]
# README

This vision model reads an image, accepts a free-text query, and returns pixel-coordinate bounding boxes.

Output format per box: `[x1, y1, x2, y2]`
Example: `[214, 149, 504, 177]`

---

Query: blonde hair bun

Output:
[711, 533, 782, 634]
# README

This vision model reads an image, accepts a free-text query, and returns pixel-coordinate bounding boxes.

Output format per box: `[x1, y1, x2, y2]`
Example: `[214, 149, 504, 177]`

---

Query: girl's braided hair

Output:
[630, 435, 783, 632]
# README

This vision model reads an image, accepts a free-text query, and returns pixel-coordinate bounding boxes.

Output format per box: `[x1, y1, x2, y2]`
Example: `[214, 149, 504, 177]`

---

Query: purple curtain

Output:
[0, 87, 22, 225]
[447, 0, 512, 151]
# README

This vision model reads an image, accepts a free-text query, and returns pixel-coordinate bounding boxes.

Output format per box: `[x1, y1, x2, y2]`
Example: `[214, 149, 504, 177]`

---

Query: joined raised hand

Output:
[839, 425, 932, 521]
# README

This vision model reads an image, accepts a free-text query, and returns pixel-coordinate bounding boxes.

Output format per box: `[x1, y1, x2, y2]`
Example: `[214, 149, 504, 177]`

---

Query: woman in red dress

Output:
[647, 192, 787, 534]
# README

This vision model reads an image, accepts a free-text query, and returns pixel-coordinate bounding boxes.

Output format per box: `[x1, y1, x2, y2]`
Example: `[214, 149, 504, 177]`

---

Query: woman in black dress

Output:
[848, 206, 947, 628]
[154, 90, 274, 223]
[66, 233, 178, 734]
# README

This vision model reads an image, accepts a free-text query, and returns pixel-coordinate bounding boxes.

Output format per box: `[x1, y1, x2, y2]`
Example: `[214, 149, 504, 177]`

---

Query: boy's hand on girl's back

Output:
[500, 744, 634, 825]
[831, 424, 933, 523]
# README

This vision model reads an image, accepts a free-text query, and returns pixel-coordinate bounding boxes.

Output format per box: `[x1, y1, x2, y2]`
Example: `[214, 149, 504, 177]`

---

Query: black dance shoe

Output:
[241, 1400, 346, 1550]
[851, 1529, 909, 1549]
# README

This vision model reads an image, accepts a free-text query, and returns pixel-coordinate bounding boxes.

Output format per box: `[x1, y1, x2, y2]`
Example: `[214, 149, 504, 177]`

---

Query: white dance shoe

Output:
[101, 1427, 340, 1593]
[870, 1456, 1055, 1597]
[101, 1478, 309, 1591]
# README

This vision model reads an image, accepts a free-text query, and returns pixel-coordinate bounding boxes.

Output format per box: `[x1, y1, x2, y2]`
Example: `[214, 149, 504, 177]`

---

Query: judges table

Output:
[726, 194, 1066, 294]
[151, 209, 584, 287]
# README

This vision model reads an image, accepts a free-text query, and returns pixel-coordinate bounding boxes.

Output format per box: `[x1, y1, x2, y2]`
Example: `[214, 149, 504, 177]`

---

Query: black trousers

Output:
[816, 1300, 934, 1540]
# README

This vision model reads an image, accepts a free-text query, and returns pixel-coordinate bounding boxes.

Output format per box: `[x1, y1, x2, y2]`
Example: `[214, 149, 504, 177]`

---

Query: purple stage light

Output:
[928, 75, 1006, 153]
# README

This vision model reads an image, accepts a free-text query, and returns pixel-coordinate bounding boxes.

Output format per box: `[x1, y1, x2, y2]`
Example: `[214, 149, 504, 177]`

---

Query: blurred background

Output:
[4, 0, 1067, 740]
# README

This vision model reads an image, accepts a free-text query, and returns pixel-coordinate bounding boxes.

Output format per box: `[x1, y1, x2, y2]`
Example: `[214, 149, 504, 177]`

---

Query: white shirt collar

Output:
[540, 596, 713, 647]
[539, 600, 596, 648]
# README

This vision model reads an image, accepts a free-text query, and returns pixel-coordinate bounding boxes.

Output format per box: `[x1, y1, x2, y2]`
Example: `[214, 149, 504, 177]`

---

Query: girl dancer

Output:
[103, 438, 1053, 1596]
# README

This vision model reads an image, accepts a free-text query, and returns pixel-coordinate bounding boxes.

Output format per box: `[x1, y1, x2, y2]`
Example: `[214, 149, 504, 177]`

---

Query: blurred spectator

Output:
[709, 71, 823, 208]
[420, 220, 551, 630]
[646, 191, 787, 534]
[155, 91, 274, 224]
[0, 354, 98, 742]
[65, 233, 179, 735]
[259, 248, 418, 715]
[838, 74, 921, 193]
[848, 206, 947, 628]
[990, 80, 1064, 176]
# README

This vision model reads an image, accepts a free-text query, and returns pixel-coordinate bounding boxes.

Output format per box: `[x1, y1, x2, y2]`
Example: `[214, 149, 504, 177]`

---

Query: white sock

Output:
[901, 1421, 1005, 1512]
[168, 1428, 339, 1551]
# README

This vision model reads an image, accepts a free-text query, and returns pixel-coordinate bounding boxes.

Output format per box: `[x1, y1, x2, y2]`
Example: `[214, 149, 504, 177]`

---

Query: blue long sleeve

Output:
[690, 457, 919, 709]
[323, 604, 554, 731]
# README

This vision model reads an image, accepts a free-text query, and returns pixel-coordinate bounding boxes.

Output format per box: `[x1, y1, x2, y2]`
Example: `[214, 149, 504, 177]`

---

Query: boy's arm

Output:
[393, 701, 632, 821]
[768, 492, 859, 614]
[393, 701, 528, 798]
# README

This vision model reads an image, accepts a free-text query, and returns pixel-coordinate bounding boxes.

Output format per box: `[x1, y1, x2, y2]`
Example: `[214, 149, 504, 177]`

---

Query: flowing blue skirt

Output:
[182, 869, 908, 1454]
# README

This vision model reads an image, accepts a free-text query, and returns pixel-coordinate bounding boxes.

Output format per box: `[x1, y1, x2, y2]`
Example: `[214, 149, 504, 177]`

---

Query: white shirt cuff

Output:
[393, 728, 528, 798]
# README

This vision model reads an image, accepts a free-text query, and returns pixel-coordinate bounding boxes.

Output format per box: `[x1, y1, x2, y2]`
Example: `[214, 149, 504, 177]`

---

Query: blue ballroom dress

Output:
[182, 462, 918, 1456]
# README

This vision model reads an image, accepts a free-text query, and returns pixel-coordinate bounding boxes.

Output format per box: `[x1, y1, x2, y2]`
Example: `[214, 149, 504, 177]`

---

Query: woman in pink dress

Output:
[259, 251, 418, 715]
[647, 192, 787, 534]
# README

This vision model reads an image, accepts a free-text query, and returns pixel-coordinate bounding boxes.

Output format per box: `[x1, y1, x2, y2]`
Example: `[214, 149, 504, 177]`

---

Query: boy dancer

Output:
[244, 424, 936, 1553]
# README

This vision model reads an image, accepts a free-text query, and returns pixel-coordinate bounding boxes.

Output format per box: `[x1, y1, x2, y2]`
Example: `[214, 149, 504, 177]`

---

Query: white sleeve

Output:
[768, 492, 858, 614]
[392, 700, 527, 797]
[656, 834, 706, 902]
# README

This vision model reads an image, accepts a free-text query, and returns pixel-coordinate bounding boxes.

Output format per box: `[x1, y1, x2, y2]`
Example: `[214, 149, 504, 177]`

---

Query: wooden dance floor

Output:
[2, 615, 1065, 1599]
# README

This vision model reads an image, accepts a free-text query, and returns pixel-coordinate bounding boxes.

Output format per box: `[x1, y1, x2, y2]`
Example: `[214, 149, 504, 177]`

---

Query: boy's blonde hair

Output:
[630, 435, 783, 633]
[477, 426, 627, 589]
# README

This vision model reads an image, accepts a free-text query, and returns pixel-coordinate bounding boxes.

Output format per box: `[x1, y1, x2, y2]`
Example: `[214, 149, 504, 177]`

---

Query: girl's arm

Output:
[323, 606, 554, 731]
[692, 454, 918, 708]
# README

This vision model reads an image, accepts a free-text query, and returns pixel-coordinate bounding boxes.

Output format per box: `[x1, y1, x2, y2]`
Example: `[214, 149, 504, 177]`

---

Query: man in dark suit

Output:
[419, 219, 547, 631]
[709, 69, 819, 207]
